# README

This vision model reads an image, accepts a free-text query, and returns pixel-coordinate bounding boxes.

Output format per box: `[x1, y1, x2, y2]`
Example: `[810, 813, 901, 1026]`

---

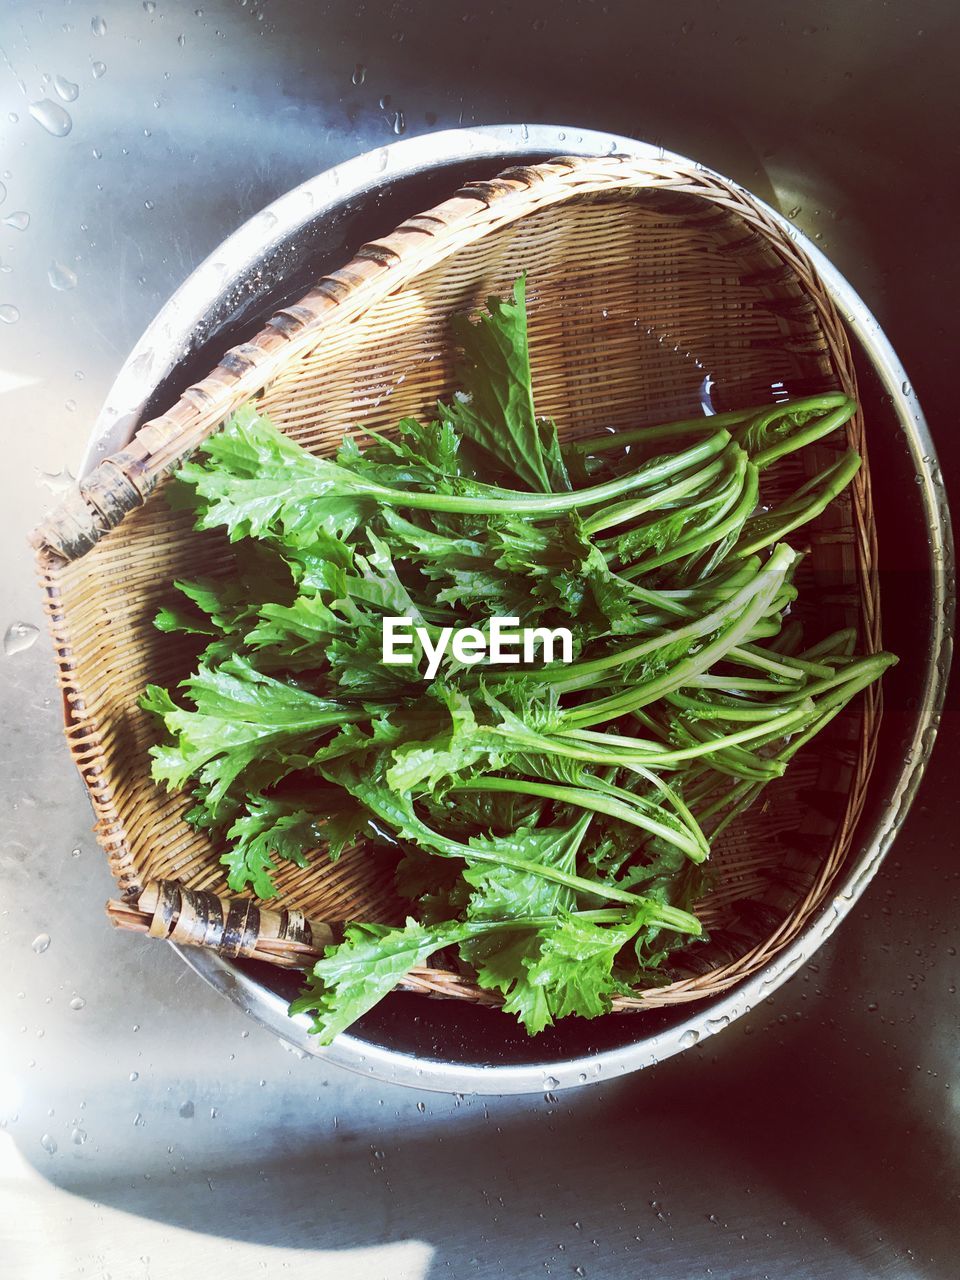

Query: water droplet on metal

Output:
[91, 61, 107, 79]
[416, 1100, 425, 1112]
[31, 932, 51, 954]
[389, 110, 405, 135]
[29, 98, 73, 137]
[129, 1071, 139, 1081]
[4, 211, 30, 231]
[901, 380, 912, 396]
[6, 622, 39, 655]
[69, 995, 86, 1011]
[178, 1100, 194, 1118]
[53, 75, 79, 103]
[40, 1133, 58, 1154]
[352, 63, 366, 85]
[71, 1127, 87, 1145]
[679, 1028, 701, 1049]
[787, 205, 802, 219]
[48, 261, 78, 291]
[178, 33, 186, 47]
[144, 199, 154, 210]
[144, 0, 157, 11]
[91, 15, 108, 36]
[133, 1111, 145, 1126]
[0, 303, 19, 324]
[544, 1075, 559, 1089]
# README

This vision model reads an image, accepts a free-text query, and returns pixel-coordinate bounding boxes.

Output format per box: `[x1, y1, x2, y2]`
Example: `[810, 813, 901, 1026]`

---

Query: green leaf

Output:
[458, 817, 592, 1035]
[525, 910, 648, 1020]
[142, 655, 362, 817]
[444, 276, 571, 493]
[461, 927, 554, 1035]
[153, 604, 217, 637]
[385, 687, 508, 794]
[178, 406, 376, 545]
[221, 790, 370, 897]
[291, 917, 468, 1044]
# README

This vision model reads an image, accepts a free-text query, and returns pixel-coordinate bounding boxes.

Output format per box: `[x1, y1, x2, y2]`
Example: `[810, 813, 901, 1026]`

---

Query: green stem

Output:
[570, 393, 850, 462]
[621, 458, 759, 575]
[562, 544, 797, 726]
[334, 429, 731, 516]
[581, 450, 732, 535]
[451, 777, 708, 862]
[542, 549, 787, 693]
[456, 906, 698, 933]
[749, 399, 856, 470]
[558, 697, 814, 762]
[419, 823, 651, 907]
[735, 451, 862, 557]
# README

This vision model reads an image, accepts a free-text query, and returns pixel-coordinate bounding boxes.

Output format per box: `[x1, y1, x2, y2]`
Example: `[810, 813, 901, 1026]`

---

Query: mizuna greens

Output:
[144, 276, 895, 1040]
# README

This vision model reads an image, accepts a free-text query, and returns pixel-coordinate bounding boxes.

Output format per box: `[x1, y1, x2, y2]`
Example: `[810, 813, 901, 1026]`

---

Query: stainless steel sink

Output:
[2, 2, 957, 1277]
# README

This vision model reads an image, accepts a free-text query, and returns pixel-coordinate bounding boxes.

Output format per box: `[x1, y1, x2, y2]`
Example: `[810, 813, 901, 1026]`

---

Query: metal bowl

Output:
[84, 125, 953, 1095]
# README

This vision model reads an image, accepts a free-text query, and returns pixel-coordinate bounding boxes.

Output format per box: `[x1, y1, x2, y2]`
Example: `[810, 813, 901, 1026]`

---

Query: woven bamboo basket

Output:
[32, 153, 881, 1015]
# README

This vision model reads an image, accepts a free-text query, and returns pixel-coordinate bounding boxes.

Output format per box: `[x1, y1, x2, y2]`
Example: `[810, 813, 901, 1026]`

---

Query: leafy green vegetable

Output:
[143, 276, 895, 1039]
[445, 276, 571, 493]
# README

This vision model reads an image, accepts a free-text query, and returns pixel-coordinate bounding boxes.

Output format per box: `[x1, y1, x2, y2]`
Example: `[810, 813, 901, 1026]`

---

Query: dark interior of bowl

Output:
[139, 153, 939, 1071]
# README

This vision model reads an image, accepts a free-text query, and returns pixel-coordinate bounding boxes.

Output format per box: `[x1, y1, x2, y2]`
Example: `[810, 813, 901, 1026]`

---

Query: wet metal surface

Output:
[1, 2, 957, 1277]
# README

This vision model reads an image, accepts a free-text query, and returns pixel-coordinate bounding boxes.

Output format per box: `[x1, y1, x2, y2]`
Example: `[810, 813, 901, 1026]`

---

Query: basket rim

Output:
[33, 143, 909, 1037]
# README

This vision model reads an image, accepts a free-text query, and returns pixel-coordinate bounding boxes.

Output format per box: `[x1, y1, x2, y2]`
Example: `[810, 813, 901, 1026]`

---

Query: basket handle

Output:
[106, 879, 338, 969]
